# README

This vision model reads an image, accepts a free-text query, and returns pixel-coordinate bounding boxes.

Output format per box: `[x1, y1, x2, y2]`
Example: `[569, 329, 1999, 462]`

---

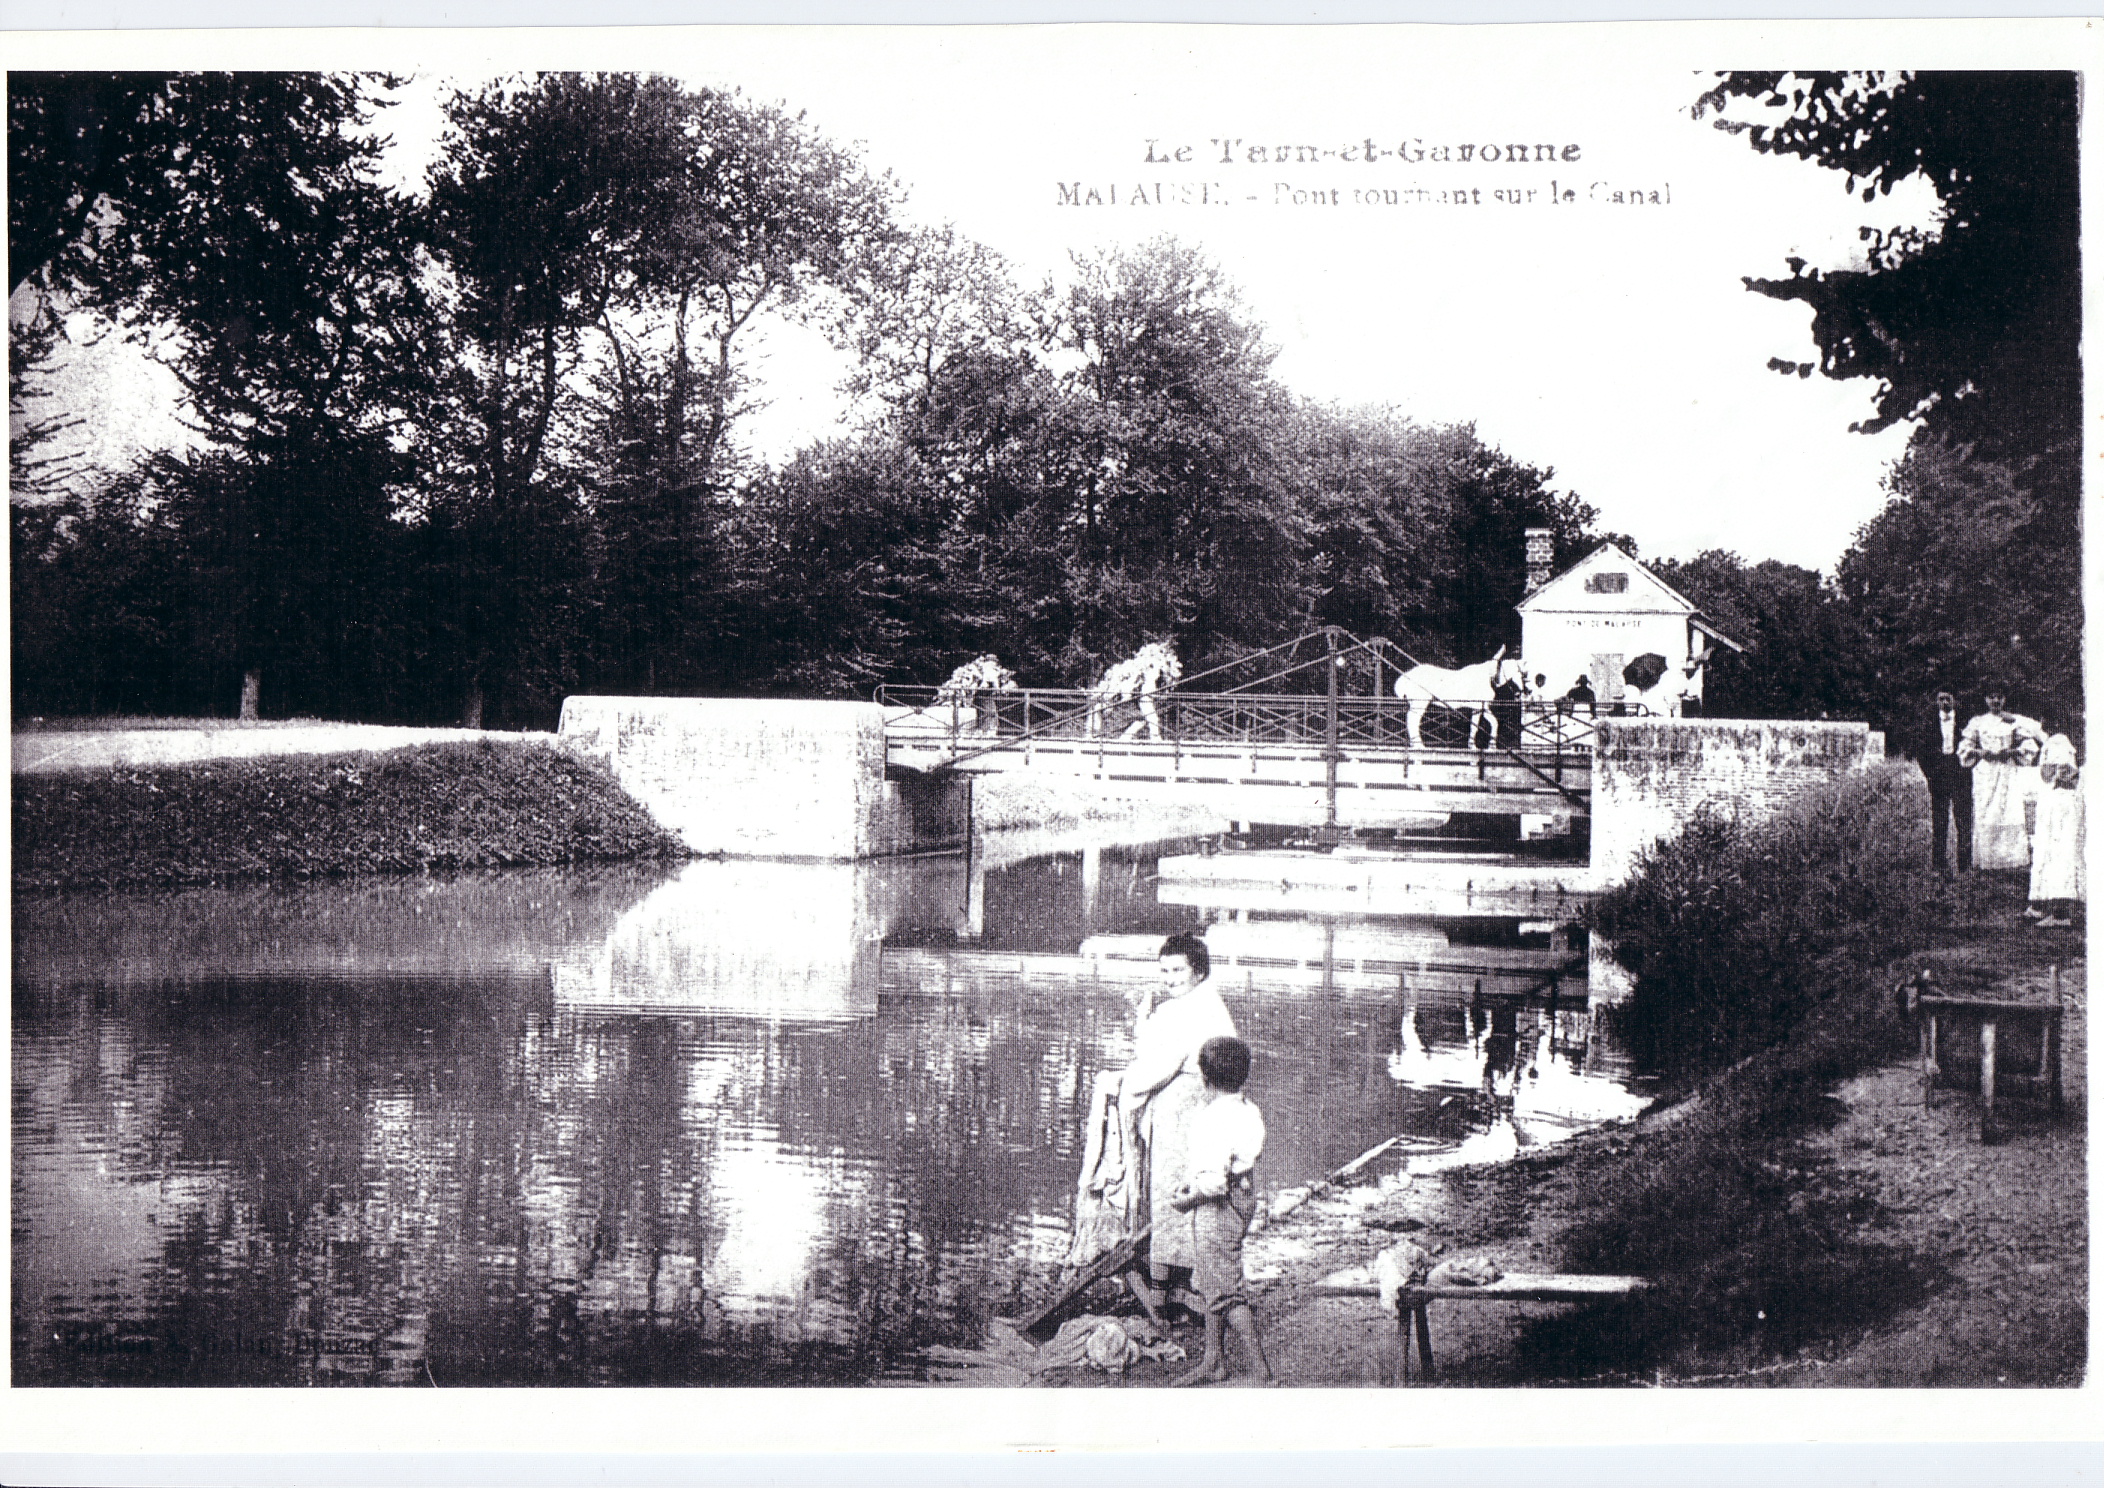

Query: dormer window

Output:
[1585, 572, 1629, 594]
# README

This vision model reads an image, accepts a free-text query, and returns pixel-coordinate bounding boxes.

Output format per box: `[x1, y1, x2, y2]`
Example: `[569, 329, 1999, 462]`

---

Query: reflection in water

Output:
[552, 860, 897, 1020]
[14, 841, 1640, 1387]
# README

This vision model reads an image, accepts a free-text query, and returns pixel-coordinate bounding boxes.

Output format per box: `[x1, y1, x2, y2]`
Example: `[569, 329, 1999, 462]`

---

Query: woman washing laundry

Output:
[1093, 932, 1238, 1320]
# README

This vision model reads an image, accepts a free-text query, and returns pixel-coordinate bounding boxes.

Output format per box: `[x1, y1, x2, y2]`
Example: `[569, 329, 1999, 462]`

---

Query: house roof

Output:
[1690, 615, 1747, 654]
[1517, 542, 1745, 651]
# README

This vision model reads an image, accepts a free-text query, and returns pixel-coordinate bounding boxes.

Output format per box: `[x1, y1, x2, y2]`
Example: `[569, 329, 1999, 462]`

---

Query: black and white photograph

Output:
[3, 14, 2094, 1472]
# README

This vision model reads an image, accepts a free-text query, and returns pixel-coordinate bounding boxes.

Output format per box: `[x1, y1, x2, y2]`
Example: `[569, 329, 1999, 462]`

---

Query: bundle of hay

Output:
[934, 655, 1018, 704]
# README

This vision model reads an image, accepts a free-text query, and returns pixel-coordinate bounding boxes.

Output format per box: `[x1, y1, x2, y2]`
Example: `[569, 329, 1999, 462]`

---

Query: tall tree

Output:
[1283, 403, 1443, 644]
[11, 477, 183, 716]
[1651, 551, 1856, 721]
[719, 438, 954, 695]
[10, 72, 391, 301]
[833, 243, 1613, 691]
[1405, 423, 1602, 665]
[422, 73, 699, 724]
[424, 74, 896, 717]
[1833, 437, 2076, 738]
[1047, 238, 1308, 673]
[1700, 70, 2082, 736]
[8, 74, 426, 453]
[9, 71, 431, 718]
[1285, 407, 1602, 667]
[584, 87, 897, 694]
[846, 223, 1032, 423]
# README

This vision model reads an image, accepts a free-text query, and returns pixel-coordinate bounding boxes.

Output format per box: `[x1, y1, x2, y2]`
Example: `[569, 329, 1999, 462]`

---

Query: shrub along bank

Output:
[1592, 761, 1951, 1074]
[14, 740, 688, 890]
[1516, 763, 2018, 1374]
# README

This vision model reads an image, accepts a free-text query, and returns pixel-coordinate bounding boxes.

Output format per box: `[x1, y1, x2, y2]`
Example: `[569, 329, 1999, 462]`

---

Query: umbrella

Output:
[1622, 653, 1670, 692]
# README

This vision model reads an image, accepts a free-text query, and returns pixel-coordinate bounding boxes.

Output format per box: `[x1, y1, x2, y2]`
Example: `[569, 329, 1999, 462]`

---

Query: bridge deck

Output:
[885, 731, 1589, 824]
[880, 684, 1592, 824]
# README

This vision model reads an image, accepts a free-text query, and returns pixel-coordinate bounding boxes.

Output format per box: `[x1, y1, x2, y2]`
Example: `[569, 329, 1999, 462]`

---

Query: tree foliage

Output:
[1696, 71, 2079, 459]
[1651, 552, 1856, 721]
[10, 72, 390, 299]
[10, 72, 427, 441]
[13, 76, 1614, 726]
[11, 71, 432, 717]
[1700, 70, 2082, 745]
[7, 296, 84, 500]
[417, 73, 898, 719]
[1836, 438, 2079, 740]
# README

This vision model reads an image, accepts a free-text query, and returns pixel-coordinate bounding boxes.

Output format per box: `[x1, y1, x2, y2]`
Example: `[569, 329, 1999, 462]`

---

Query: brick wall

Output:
[1590, 718, 1886, 886]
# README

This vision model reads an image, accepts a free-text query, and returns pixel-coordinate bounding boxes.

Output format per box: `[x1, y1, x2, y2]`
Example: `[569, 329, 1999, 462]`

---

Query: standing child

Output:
[2027, 733, 2085, 928]
[1168, 1036, 1275, 1387]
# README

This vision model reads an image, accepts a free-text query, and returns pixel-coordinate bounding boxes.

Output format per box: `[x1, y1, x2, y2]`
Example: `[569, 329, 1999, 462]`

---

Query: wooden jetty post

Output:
[1979, 1018, 1998, 1142]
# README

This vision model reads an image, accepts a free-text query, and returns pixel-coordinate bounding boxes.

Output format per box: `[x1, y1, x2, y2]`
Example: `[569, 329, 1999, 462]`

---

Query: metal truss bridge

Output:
[878, 628, 1597, 830]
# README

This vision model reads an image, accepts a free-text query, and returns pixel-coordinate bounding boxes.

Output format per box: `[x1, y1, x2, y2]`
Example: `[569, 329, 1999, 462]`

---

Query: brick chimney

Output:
[1524, 528, 1554, 595]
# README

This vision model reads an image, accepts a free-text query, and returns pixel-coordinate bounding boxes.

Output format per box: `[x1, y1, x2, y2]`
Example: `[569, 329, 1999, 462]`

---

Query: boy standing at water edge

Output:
[1168, 1036, 1275, 1386]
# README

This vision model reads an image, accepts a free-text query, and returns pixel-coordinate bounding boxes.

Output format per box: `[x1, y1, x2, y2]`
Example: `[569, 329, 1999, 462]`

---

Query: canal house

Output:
[1517, 530, 1743, 713]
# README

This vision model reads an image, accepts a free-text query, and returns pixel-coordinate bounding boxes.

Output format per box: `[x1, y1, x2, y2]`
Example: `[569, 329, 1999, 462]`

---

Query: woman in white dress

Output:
[1959, 692, 2048, 870]
[1110, 932, 1238, 1311]
[2027, 734, 2084, 928]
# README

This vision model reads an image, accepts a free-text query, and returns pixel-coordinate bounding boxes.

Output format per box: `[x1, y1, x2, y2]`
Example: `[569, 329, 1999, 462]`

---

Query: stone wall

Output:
[558, 697, 970, 859]
[1590, 718, 1886, 886]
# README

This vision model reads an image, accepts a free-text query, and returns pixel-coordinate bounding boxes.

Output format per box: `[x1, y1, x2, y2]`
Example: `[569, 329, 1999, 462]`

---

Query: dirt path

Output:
[1779, 1058, 2087, 1387]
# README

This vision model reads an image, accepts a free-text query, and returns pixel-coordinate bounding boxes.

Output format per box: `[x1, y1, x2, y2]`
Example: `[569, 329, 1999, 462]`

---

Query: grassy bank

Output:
[14, 740, 687, 890]
[1500, 763, 2076, 1376]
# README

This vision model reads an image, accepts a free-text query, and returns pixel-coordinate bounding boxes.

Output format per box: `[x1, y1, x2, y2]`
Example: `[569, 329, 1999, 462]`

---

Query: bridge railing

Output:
[877, 685, 1603, 752]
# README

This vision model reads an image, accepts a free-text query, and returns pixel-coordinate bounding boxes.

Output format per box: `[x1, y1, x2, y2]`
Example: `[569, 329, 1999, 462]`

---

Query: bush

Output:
[1516, 762, 2016, 1376]
[1589, 762, 1956, 1074]
[13, 741, 687, 889]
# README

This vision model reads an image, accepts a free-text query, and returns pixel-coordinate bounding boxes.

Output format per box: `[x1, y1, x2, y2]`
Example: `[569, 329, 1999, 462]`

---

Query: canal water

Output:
[13, 836, 1644, 1387]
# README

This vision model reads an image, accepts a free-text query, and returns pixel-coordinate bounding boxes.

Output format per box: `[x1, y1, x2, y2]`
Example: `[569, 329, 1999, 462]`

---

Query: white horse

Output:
[1393, 645, 1518, 749]
[1088, 641, 1182, 740]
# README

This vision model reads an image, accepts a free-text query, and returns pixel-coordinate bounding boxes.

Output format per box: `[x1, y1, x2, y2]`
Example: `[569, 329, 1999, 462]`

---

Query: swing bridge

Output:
[877, 628, 1597, 833]
[555, 627, 1883, 864]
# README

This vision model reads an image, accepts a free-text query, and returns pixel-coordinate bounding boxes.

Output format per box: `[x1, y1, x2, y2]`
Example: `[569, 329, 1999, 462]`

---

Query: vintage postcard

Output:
[4, 15, 2095, 1475]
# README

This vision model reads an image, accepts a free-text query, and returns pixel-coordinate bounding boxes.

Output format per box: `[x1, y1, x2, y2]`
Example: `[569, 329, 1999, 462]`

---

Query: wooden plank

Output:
[1917, 995, 2065, 1015]
[1315, 1270, 1647, 1303]
[2049, 967, 2065, 1115]
[1011, 1226, 1150, 1336]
